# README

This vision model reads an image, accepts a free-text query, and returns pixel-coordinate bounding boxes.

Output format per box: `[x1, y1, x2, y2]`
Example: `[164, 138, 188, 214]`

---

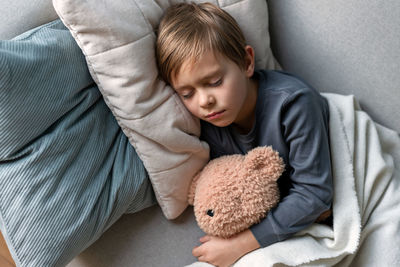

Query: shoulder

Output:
[256, 70, 316, 97]
[256, 70, 309, 91]
[255, 69, 327, 110]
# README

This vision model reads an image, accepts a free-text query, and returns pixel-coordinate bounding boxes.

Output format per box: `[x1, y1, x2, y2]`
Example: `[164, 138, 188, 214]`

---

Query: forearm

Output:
[234, 229, 260, 257]
[251, 191, 332, 247]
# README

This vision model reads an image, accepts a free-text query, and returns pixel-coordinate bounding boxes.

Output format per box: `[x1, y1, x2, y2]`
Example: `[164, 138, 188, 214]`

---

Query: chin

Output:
[209, 119, 232, 128]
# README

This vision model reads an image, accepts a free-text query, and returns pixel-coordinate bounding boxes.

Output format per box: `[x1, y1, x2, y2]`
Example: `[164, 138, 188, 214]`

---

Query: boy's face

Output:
[171, 46, 257, 128]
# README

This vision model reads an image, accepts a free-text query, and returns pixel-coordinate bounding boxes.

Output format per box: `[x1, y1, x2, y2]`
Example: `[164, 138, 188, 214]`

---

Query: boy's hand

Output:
[192, 229, 260, 267]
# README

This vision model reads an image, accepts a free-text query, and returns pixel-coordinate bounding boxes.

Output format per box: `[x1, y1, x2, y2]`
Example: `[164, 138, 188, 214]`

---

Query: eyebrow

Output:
[175, 69, 222, 91]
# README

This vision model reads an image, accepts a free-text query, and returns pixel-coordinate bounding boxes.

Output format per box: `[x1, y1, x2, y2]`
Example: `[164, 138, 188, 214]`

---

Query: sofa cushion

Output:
[0, 0, 58, 40]
[268, 0, 400, 133]
[53, 0, 280, 219]
[0, 20, 155, 266]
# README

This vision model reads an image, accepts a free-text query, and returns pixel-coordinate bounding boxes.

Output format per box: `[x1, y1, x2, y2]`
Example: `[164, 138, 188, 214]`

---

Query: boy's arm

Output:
[251, 89, 333, 247]
[193, 229, 260, 267]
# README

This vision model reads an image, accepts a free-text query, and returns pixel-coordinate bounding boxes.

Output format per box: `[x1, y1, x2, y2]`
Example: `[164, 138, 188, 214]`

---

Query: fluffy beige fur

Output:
[188, 146, 285, 238]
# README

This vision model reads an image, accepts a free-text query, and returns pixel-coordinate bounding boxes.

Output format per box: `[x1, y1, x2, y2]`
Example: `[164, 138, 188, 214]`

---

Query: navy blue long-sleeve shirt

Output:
[200, 70, 333, 247]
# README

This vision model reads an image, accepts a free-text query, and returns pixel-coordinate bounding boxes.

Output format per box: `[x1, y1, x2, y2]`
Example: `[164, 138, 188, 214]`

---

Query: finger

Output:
[192, 246, 202, 257]
[199, 235, 211, 243]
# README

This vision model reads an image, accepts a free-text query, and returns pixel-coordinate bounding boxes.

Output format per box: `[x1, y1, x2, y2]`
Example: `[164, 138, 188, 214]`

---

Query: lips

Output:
[205, 110, 225, 120]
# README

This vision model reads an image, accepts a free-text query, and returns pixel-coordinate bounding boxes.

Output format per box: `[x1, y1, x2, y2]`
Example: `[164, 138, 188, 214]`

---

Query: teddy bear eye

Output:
[206, 209, 214, 217]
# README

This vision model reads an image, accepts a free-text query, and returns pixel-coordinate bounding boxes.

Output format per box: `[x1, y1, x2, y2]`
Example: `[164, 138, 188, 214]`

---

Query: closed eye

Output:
[181, 90, 194, 99]
[209, 78, 222, 87]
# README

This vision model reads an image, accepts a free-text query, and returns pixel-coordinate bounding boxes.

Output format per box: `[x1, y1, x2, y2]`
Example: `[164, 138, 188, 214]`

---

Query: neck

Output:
[233, 78, 258, 134]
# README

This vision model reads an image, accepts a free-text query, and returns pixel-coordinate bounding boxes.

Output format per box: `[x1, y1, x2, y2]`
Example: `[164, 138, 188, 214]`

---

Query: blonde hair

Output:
[156, 2, 247, 85]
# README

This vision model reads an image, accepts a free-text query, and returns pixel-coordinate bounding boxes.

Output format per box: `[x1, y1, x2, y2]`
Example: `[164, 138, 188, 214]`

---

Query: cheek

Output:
[182, 99, 200, 117]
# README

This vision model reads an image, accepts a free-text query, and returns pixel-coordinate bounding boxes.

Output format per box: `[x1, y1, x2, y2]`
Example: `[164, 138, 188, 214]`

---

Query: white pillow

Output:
[52, 0, 279, 219]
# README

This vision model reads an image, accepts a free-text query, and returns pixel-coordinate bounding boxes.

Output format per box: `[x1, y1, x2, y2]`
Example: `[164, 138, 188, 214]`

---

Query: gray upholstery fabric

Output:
[1, 0, 399, 266]
[0, 0, 58, 40]
[67, 206, 203, 267]
[268, 0, 400, 133]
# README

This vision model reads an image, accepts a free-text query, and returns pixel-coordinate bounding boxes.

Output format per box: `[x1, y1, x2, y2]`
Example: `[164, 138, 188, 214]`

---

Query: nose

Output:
[199, 91, 215, 108]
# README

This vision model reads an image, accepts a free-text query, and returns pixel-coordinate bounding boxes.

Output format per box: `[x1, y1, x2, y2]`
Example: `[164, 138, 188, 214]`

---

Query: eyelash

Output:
[209, 79, 222, 87]
[181, 91, 193, 99]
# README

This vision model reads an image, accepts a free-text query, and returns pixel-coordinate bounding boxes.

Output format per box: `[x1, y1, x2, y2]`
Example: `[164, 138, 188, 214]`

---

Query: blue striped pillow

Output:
[0, 20, 155, 266]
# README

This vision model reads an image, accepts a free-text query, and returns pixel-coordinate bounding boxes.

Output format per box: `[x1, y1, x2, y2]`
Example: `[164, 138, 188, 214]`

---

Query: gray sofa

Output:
[69, 2, 400, 266]
[1, 1, 399, 266]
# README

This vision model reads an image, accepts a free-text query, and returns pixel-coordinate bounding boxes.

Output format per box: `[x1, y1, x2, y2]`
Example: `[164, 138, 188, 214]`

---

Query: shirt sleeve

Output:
[250, 88, 333, 247]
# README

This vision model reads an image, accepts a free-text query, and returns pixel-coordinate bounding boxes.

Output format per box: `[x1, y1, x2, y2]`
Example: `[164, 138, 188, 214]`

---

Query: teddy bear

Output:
[187, 146, 285, 238]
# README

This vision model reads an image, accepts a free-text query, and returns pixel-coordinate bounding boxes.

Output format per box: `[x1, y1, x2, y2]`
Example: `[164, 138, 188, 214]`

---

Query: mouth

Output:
[205, 110, 225, 120]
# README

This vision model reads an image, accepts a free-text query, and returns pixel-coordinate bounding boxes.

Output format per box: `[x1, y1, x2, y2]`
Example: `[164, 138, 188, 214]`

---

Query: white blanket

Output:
[187, 93, 400, 267]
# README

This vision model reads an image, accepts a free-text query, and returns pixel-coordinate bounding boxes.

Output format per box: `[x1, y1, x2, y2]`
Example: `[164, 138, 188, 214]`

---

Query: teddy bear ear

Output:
[244, 146, 285, 181]
[187, 171, 202, 205]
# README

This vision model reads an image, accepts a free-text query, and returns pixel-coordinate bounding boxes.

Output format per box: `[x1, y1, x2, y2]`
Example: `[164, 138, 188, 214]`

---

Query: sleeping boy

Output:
[156, 2, 333, 267]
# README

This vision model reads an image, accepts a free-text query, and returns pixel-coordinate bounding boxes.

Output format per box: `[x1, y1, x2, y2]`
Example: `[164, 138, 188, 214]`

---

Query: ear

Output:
[244, 45, 255, 78]
[187, 171, 202, 205]
[244, 146, 285, 181]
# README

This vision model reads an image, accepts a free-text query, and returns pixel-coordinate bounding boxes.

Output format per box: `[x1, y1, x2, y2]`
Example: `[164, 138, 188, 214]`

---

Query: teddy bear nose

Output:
[206, 209, 214, 217]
